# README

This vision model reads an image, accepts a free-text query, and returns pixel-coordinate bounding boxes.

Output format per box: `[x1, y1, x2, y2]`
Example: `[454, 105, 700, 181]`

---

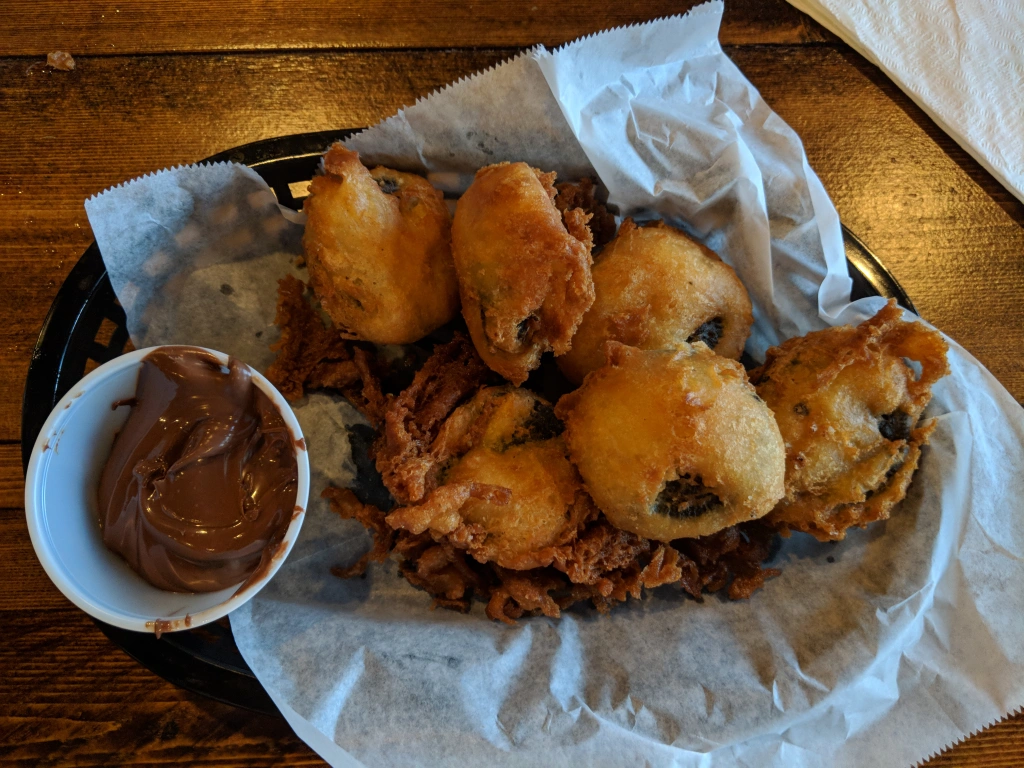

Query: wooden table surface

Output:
[2, 1, 1023, 765]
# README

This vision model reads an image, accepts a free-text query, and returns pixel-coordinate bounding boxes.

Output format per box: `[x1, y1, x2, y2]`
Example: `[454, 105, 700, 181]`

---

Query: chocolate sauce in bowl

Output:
[97, 347, 298, 593]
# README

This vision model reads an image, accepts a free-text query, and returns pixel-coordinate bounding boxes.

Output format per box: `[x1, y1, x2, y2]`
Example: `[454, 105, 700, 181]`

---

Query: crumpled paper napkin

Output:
[786, 0, 1024, 203]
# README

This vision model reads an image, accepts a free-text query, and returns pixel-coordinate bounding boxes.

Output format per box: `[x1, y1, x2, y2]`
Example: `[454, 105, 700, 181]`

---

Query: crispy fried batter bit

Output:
[267, 275, 355, 400]
[385, 482, 511, 537]
[550, 519, 649, 587]
[327, 489, 781, 623]
[373, 334, 493, 504]
[324, 487, 395, 578]
[46, 51, 75, 71]
[675, 523, 781, 600]
[266, 275, 388, 423]
[554, 178, 617, 249]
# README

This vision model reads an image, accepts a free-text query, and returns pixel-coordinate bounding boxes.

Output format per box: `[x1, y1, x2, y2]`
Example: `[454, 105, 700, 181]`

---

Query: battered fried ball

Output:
[452, 162, 595, 384]
[750, 300, 949, 541]
[556, 343, 786, 541]
[386, 386, 594, 570]
[558, 219, 754, 385]
[302, 143, 459, 344]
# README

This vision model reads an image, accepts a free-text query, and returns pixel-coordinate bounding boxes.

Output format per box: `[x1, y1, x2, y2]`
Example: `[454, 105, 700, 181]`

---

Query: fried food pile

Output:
[319, 335, 783, 623]
[267, 142, 950, 623]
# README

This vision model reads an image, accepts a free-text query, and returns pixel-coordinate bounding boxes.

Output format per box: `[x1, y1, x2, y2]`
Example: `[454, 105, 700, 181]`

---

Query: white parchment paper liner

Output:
[83, 3, 1024, 766]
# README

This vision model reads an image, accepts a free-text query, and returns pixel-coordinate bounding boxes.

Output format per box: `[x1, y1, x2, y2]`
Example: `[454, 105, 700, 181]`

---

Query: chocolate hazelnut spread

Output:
[98, 346, 298, 593]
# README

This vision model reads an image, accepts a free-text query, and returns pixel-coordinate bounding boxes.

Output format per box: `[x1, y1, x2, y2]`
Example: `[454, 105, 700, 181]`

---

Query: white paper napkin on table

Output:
[786, 0, 1024, 203]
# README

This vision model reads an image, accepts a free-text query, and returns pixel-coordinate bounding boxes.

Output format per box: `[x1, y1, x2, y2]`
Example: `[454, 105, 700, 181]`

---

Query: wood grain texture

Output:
[2, 6, 1023, 766]
[0, 0, 828, 56]
[924, 713, 1024, 767]
[0, 609, 322, 766]
[0, 444, 23, 508]
[0, 507, 69, 611]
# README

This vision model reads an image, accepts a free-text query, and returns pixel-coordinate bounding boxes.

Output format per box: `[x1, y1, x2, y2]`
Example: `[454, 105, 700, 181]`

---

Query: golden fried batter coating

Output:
[452, 162, 595, 384]
[751, 300, 949, 541]
[554, 178, 617, 249]
[387, 386, 593, 570]
[556, 343, 786, 541]
[302, 143, 459, 344]
[558, 219, 754, 385]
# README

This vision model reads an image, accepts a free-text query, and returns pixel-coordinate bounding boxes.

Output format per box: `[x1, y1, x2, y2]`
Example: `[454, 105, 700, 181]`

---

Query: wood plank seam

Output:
[0, 40, 855, 62]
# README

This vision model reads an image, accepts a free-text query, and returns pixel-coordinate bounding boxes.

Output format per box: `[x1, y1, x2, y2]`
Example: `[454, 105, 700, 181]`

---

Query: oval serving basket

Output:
[20, 130, 915, 715]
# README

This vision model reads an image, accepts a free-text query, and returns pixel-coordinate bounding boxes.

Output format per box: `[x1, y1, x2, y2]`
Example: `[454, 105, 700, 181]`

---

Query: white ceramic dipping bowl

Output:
[24, 345, 310, 634]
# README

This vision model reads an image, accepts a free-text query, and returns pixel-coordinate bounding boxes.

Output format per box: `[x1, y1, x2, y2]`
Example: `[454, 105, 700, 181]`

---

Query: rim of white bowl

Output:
[24, 345, 310, 633]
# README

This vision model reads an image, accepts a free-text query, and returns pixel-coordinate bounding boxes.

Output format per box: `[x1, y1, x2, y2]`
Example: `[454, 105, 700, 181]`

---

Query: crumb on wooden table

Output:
[46, 51, 75, 71]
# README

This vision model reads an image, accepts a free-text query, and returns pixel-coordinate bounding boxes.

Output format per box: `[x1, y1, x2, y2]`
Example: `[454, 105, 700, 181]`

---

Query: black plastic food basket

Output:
[20, 130, 913, 715]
